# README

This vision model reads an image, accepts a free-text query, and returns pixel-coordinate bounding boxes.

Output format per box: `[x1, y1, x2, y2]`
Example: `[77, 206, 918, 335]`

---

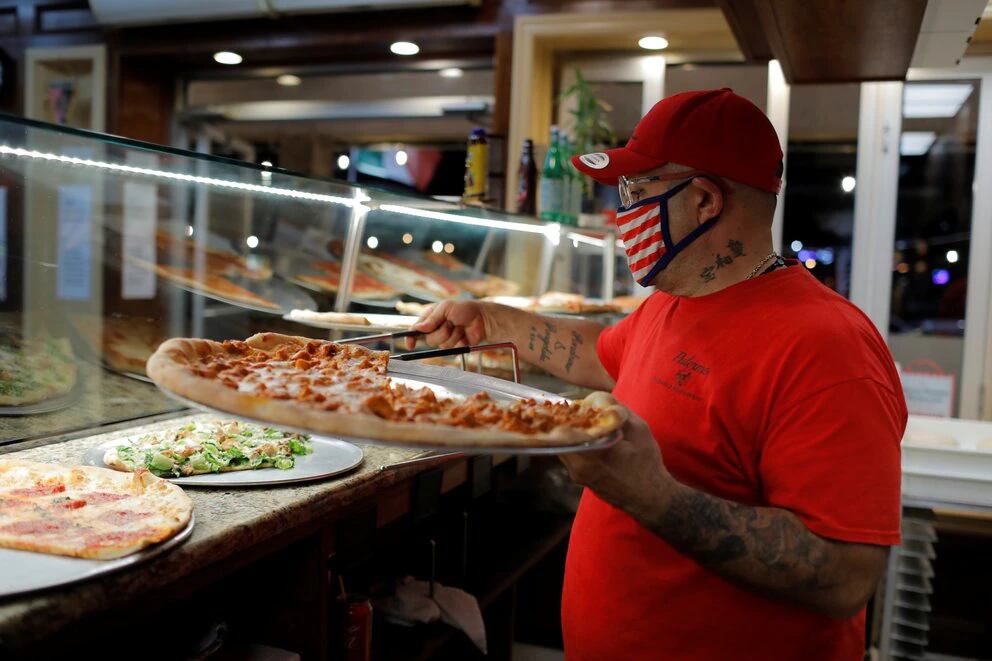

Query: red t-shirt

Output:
[562, 265, 906, 661]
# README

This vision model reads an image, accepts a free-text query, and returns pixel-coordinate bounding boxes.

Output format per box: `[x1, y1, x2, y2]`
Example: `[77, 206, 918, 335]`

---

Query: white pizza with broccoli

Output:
[103, 418, 313, 478]
[0, 332, 78, 406]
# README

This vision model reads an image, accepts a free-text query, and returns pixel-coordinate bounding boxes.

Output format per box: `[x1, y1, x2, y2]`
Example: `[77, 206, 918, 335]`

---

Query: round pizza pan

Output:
[83, 437, 364, 487]
[282, 312, 417, 333]
[0, 373, 85, 416]
[0, 513, 194, 598]
[151, 360, 622, 455]
[159, 272, 316, 315]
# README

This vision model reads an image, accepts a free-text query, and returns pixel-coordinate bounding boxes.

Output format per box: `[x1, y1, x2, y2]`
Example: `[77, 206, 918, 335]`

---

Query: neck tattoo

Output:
[745, 253, 780, 280]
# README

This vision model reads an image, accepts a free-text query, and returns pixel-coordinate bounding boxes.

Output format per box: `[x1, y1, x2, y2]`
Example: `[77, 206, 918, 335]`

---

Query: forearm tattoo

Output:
[528, 323, 584, 374]
[652, 485, 839, 595]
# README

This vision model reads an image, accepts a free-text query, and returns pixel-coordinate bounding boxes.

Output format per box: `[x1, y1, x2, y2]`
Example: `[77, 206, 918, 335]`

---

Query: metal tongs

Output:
[340, 330, 521, 384]
[339, 330, 522, 472]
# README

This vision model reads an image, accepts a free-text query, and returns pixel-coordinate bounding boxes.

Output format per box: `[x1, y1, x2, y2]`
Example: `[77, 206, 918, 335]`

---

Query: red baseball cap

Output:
[572, 88, 783, 194]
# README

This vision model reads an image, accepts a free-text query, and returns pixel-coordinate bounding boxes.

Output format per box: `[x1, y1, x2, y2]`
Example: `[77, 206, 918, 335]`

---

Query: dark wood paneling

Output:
[110, 56, 175, 143]
[715, 0, 772, 62]
[719, 0, 927, 83]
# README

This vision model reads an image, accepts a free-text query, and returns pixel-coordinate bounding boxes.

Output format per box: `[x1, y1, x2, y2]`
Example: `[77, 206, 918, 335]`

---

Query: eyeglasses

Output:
[618, 170, 726, 208]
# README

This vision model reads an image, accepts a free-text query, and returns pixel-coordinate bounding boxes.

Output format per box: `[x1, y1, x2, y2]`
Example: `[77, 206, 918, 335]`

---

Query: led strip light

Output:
[0, 145, 366, 208]
[378, 203, 560, 242]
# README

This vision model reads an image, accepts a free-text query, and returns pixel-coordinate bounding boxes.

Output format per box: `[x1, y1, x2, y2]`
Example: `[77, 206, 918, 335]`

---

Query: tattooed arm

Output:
[406, 300, 614, 390]
[559, 412, 890, 619]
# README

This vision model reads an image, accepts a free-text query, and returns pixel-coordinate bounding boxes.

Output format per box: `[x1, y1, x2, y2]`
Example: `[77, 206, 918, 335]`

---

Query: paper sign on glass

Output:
[122, 181, 156, 299]
[56, 185, 93, 301]
[901, 370, 955, 418]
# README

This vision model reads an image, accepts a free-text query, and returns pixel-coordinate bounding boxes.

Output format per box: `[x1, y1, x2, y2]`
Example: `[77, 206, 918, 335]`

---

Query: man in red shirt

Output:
[408, 88, 906, 659]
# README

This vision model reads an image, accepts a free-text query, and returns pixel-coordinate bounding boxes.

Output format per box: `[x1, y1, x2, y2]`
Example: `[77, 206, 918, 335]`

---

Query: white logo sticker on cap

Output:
[578, 152, 610, 170]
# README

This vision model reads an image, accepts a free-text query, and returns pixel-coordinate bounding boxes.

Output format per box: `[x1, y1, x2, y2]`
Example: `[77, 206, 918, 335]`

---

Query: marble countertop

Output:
[0, 413, 436, 650]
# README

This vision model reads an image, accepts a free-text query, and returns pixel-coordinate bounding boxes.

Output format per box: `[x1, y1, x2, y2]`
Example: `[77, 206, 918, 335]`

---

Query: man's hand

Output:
[560, 408, 890, 619]
[559, 410, 675, 524]
[402, 300, 614, 390]
[405, 300, 491, 350]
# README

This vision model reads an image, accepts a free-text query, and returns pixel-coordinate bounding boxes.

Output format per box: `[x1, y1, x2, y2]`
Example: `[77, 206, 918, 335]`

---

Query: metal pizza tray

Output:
[396, 249, 489, 283]
[357, 254, 474, 304]
[0, 514, 194, 599]
[0, 372, 85, 416]
[282, 311, 418, 333]
[147, 263, 315, 315]
[277, 256, 400, 307]
[152, 359, 620, 455]
[82, 438, 364, 487]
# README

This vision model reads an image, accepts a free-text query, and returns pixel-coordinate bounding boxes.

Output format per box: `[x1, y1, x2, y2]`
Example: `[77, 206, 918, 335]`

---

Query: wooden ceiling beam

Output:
[717, 0, 928, 84]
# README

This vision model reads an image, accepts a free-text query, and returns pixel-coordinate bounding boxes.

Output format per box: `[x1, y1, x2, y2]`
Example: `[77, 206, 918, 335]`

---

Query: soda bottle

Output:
[516, 139, 538, 215]
[539, 126, 563, 222]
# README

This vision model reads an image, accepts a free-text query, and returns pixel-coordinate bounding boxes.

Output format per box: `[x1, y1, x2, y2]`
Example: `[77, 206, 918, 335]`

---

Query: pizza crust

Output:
[147, 334, 625, 448]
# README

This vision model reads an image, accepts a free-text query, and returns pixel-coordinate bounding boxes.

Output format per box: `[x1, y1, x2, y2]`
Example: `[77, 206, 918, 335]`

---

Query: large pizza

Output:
[73, 314, 167, 377]
[358, 253, 463, 301]
[146, 333, 623, 448]
[0, 459, 192, 559]
[0, 331, 77, 406]
[296, 260, 398, 300]
[131, 258, 280, 310]
[155, 231, 272, 281]
[419, 251, 520, 298]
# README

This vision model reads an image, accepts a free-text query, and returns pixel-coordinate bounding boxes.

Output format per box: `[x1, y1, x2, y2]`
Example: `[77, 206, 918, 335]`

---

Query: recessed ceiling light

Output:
[402, 233, 413, 244]
[213, 51, 243, 65]
[260, 160, 273, 167]
[841, 176, 856, 193]
[390, 41, 420, 56]
[337, 154, 350, 170]
[395, 150, 408, 166]
[638, 36, 669, 51]
[276, 74, 301, 87]
[367, 236, 379, 249]
[440, 67, 463, 78]
[246, 235, 259, 248]
[432, 240, 443, 253]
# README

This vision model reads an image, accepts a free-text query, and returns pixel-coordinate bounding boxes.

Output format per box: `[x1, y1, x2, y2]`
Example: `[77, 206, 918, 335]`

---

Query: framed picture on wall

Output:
[24, 44, 106, 132]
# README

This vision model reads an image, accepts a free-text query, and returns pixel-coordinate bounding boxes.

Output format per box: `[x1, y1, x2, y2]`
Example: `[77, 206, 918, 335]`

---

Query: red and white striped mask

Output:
[616, 178, 697, 286]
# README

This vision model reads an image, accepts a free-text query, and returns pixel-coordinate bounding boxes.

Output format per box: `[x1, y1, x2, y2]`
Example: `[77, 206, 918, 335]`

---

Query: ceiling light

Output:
[903, 83, 972, 118]
[395, 150, 408, 166]
[390, 41, 420, 56]
[402, 233, 413, 244]
[946, 249, 959, 263]
[213, 51, 242, 65]
[276, 74, 301, 87]
[638, 36, 669, 51]
[444, 242, 454, 254]
[246, 235, 259, 248]
[432, 240, 443, 253]
[260, 160, 272, 167]
[337, 154, 350, 170]
[367, 236, 379, 249]
[900, 131, 937, 156]
[790, 240, 803, 252]
[841, 176, 856, 193]
[440, 67, 463, 78]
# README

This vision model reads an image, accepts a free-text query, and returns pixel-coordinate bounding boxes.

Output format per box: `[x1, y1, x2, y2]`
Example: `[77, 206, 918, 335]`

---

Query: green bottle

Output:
[539, 125, 563, 222]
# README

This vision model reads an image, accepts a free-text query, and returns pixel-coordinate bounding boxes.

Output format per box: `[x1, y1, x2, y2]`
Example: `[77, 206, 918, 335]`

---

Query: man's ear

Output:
[690, 177, 724, 225]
